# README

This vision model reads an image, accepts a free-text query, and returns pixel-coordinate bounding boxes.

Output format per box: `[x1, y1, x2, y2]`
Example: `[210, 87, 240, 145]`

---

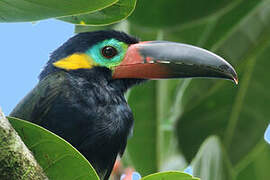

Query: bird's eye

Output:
[101, 46, 118, 59]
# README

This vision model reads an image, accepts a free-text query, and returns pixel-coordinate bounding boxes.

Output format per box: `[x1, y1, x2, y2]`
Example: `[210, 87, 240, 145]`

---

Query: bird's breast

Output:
[61, 75, 134, 148]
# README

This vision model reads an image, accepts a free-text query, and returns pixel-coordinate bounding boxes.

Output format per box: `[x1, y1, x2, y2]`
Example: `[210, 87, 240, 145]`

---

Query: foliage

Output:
[59, 0, 137, 25]
[0, 0, 136, 25]
[8, 117, 195, 179]
[1, 0, 270, 180]
[8, 117, 99, 180]
[122, 1, 270, 180]
[141, 171, 199, 180]
[0, 0, 116, 22]
[75, 0, 270, 179]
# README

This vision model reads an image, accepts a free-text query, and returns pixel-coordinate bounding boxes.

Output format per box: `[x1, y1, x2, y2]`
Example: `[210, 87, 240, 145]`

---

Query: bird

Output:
[10, 30, 237, 180]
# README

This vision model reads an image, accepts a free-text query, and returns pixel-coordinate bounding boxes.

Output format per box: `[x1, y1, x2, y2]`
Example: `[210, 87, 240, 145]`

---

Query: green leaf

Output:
[126, 79, 183, 176]
[162, 0, 261, 46]
[202, 0, 262, 49]
[235, 141, 270, 180]
[177, 0, 270, 161]
[141, 171, 199, 180]
[8, 117, 99, 180]
[0, 0, 117, 22]
[176, 0, 270, 179]
[128, 0, 236, 29]
[59, 0, 137, 25]
[126, 81, 159, 175]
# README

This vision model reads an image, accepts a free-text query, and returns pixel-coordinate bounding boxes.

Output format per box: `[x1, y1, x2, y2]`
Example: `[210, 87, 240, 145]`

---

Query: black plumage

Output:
[11, 31, 143, 180]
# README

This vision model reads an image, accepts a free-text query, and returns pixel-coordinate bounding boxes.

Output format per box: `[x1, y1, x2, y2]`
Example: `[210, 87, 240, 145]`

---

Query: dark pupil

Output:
[102, 46, 117, 58]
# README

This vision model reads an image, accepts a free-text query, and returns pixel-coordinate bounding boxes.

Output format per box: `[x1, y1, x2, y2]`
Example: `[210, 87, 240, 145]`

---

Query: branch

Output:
[0, 108, 48, 179]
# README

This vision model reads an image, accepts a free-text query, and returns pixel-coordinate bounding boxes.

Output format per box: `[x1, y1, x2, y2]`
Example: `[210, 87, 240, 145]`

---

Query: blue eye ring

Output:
[101, 46, 118, 59]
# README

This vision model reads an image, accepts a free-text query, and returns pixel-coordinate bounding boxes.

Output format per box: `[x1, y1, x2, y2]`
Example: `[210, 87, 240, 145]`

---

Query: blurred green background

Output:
[1, 0, 270, 179]
[96, 1, 270, 179]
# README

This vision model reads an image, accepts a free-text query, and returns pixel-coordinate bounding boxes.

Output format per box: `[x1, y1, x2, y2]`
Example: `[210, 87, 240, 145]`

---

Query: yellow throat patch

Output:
[53, 53, 96, 70]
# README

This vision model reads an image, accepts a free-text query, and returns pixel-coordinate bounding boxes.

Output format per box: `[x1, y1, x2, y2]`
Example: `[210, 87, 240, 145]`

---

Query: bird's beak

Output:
[112, 41, 238, 84]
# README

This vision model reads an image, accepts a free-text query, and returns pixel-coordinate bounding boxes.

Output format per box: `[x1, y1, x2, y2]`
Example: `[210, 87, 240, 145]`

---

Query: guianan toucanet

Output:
[10, 30, 237, 180]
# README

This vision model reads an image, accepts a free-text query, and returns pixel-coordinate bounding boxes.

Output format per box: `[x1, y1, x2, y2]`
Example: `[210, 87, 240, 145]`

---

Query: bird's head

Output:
[40, 30, 238, 87]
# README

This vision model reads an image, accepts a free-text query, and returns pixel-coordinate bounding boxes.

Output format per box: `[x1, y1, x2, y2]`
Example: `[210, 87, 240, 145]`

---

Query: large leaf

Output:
[127, 81, 158, 175]
[0, 0, 116, 22]
[122, 0, 263, 175]
[178, 0, 270, 161]
[163, 0, 262, 47]
[8, 117, 99, 180]
[235, 140, 270, 180]
[128, 0, 237, 29]
[59, 0, 136, 25]
[176, 0, 270, 179]
[141, 171, 199, 180]
[126, 79, 183, 176]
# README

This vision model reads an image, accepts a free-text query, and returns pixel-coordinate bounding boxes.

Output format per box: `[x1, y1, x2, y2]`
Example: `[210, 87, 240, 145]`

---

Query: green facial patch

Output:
[86, 39, 128, 69]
